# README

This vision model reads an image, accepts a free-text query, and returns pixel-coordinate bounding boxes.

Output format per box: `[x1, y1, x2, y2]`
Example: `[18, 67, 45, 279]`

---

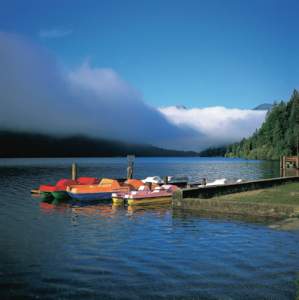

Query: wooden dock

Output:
[172, 176, 299, 219]
[173, 175, 299, 202]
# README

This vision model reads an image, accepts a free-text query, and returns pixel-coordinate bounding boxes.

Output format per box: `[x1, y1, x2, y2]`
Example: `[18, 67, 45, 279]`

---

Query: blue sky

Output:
[1, 0, 299, 109]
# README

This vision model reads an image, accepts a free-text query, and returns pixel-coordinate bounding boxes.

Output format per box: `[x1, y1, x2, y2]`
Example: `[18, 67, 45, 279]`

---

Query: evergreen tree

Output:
[225, 89, 299, 160]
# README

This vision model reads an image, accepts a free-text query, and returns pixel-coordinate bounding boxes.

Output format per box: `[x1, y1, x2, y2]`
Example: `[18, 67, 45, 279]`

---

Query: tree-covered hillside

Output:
[226, 90, 299, 160]
[199, 146, 227, 157]
[0, 131, 198, 158]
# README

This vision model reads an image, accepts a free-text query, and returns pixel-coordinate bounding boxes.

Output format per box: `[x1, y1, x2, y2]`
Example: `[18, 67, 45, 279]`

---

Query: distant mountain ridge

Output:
[253, 103, 273, 111]
[175, 105, 187, 110]
[0, 130, 198, 158]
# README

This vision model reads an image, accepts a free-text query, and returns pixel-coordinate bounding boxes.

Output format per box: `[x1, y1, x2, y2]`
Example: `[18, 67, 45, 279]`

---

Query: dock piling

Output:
[127, 155, 135, 179]
[164, 176, 169, 184]
[72, 163, 77, 180]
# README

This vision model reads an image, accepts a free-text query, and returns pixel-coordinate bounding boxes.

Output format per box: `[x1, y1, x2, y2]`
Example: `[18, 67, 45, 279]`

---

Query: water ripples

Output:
[0, 158, 298, 299]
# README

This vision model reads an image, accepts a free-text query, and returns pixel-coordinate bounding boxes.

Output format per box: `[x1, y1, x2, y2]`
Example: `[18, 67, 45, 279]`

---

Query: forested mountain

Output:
[199, 146, 227, 157]
[0, 131, 198, 158]
[253, 103, 273, 111]
[226, 90, 299, 160]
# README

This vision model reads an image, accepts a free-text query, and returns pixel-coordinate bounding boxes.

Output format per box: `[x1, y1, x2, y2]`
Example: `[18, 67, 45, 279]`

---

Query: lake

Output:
[0, 157, 298, 299]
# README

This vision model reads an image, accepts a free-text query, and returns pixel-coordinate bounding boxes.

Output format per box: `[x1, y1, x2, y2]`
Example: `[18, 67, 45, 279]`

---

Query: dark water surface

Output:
[0, 157, 299, 299]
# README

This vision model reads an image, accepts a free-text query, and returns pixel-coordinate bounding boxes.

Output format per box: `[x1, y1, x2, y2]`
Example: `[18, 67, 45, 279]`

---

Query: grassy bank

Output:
[216, 182, 299, 206]
[176, 183, 299, 229]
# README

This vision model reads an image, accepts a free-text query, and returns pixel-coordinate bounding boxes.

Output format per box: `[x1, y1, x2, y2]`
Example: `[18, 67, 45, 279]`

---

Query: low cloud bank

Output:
[0, 31, 196, 147]
[0, 31, 267, 151]
[159, 106, 267, 148]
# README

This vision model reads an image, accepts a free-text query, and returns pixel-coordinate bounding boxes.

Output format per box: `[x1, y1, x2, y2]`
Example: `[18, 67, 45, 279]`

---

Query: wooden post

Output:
[127, 165, 133, 179]
[127, 155, 135, 179]
[283, 156, 286, 169]
[282, 156, 286, 177]
[72, 163, 77, 180]
[164, 176, 168, 184]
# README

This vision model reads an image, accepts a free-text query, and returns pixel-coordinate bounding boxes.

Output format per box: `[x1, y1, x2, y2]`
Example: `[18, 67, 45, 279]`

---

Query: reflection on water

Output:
[0, 157, 298, 299]
[0, 156, 280, 184]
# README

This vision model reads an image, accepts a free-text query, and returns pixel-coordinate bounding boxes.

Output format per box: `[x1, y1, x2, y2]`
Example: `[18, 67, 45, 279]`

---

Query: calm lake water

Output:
[1, 157, 299, 299]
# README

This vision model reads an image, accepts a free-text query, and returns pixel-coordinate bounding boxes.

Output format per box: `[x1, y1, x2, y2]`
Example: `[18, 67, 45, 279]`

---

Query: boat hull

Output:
[40, 192, 53, 200]
[112, 197, 125, 205]
[67, 191, 112, 202]
[127, 196, 172, 206]
[51, 191, 70, 201]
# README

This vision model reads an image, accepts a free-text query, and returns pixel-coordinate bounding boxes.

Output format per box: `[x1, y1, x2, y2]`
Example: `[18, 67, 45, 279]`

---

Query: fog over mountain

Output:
[0, 31, 267, 151]
[159, 106, 267, 148]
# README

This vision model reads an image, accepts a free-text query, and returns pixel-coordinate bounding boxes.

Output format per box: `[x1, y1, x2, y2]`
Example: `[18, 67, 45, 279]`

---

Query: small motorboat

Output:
[126, 184, 179, 206]
[39, 177, 99, 200]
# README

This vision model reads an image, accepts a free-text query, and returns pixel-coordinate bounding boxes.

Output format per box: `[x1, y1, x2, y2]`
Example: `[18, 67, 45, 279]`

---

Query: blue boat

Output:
[67, 191, 112, 201]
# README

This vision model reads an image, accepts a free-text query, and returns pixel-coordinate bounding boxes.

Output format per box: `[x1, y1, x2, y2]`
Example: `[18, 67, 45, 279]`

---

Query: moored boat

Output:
[111, 179, 144, 205]
[126, 184, 179, 206]
[39, 179, 77, 200]
[67, 178, 123, 202]
[39, 177, 99, 201]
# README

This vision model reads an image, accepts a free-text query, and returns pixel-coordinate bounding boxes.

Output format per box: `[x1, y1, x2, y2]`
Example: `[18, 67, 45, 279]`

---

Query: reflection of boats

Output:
[126, 185, 178, 206]
[39, 201, 70, 213]
[71, 204, 120, 218]
[127, 204, 170, 215]
[67, 178, 143, 202]
[39, 177, 100, 200]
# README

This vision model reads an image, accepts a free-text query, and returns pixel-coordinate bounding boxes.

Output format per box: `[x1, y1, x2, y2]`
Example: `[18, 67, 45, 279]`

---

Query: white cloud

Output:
[39, 28, 72, 38]
[0, 31, 268, 151]
[159, 106, 267, 148]
[0, 32, 192, 148]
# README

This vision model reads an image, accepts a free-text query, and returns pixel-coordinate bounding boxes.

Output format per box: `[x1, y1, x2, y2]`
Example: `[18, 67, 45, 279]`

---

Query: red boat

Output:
[39, 177, 100, 200]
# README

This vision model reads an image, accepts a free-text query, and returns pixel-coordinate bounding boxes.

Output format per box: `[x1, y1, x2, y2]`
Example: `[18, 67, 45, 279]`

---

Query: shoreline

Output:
[173, 181, 299, 230]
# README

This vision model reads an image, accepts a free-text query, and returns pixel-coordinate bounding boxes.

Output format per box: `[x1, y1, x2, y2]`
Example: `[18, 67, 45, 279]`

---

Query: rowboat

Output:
[126, 184, 179, 206]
